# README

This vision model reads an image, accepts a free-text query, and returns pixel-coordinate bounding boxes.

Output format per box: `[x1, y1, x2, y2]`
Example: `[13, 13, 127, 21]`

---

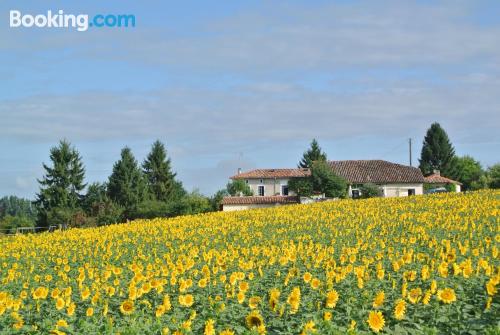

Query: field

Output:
[0, 191, 499, 334]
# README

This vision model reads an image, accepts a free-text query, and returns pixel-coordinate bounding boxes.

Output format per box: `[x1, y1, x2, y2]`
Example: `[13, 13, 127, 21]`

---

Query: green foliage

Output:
[419, 123, 456, 176]
[445, 183, 456, 192]
[288, 178, 314, 197]
[133, 200, 171, 219]
[107, 147, 149, 219]
[311, 161, 347, 198]
[487, 163, 500, 189]
[449, 155, 484, 190]
[0, 215, 34, 234]
[298, 139, 327, 168]
[359, 183, 382, 198]
[142, 140, 181, 202]
[34, 140, 86, 227]
[0, 196, 37, 220]
[168, 191, 211, 216]
[226, 179, 253, 196]
[210, 189, 229, 211]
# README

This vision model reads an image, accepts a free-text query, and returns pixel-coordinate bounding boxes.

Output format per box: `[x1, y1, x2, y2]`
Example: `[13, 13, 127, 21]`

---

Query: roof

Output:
[221, 196, 300, 205]
[424, 173, 462, 185]
[231, 168, 310, 179]
[328, 160, 425, 184]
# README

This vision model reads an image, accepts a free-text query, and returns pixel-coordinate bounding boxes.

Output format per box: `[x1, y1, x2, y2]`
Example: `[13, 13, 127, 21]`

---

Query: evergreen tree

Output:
[142, 141, 178, 202]
[107, 147, 148, 218]
[298, 139, 327, 168]
[419, 123, 456, 176]
[34, 140, 86, 227]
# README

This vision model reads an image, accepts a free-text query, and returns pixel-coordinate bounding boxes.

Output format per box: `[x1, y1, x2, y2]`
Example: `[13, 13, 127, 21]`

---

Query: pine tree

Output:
[34, 140, 86, 227]
[142, 140, 178, 202]
[298, 139, 327, 168]
[107, 147, 148, 217]
[419, 123, 456, 176]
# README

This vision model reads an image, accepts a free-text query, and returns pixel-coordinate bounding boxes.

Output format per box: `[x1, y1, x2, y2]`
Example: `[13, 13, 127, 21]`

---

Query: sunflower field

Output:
[0, 190, 499, 334]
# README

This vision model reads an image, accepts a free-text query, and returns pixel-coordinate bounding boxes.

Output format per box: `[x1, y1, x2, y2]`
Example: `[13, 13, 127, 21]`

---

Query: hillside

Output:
[0, 191, 498, 334]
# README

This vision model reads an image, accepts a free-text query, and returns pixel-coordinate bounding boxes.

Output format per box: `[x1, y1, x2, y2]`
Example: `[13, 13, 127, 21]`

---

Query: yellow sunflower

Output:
[246, 310, 265, 330]
[367, 311, 385, 333]
[437, 288, 456, 304]
[120, 299, 135, 315]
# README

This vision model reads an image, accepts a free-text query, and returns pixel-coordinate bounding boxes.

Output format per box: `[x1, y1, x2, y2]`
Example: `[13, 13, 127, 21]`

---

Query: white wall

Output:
[244, 178, 295, 196]
[381, 183, 423, 197]
[222, 203, 280, 212]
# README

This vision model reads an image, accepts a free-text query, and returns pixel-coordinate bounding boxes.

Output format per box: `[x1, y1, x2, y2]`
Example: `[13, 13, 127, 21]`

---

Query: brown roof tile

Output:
[221, 196, 300, 205]
[424, 173, 462, 185]
[231, 168, 310, 179]
[328, 160, 425, 184]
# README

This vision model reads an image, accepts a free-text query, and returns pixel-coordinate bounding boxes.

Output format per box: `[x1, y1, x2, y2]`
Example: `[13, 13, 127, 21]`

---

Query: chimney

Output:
[433, 169, 440, 176]
[237, 168, 242, 175]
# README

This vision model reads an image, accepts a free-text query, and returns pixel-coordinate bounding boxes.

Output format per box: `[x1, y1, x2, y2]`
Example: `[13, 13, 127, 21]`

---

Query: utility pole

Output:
[408, 138, 412, 166]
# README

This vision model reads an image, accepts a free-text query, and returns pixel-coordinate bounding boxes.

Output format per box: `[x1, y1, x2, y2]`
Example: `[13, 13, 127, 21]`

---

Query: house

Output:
[423, 170, 462, 192]
[221, 160, 425, 211]
[221, 168, 309, 211]
[328, 160, 425, 198]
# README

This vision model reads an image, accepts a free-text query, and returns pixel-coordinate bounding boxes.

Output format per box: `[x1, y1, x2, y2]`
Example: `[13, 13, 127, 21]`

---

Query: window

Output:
[352, 189, 360, 199]
[258, 185, 265, 196]
[259, 179, 263, 183]
[245, 180, 249, 184]
[281, 185, 289, 196]
[408, 189, 416, 196]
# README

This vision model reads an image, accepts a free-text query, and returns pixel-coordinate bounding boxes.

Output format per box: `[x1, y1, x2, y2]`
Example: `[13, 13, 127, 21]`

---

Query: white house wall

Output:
[245, 178, 295, 196]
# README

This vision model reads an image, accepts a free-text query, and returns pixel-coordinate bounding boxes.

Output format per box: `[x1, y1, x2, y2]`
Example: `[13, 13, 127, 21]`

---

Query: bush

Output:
[359, 183, 382, 198]
[0, 215, 35, 234]
[226, 180, 253, 196]
[311, 161, 347, 198]
[288, 178, 314, 197]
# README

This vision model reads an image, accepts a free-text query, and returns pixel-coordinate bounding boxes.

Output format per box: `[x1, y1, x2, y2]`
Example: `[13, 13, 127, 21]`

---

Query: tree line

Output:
[31, 140, 218, 229]
[1, 122, 499, 232]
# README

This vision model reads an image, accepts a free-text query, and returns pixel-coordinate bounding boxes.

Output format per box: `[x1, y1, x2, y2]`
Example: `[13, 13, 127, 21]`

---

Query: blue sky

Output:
[1, 0, 499, 199]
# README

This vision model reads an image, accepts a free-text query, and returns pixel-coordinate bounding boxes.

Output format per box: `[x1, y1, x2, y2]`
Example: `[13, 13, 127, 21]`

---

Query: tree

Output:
[419, 123, 456, 176]
[210, 189, 229, 211]
[359, 183, 382, 198]
[487, 163, 500, 189]
[449, 155, 484, 191]
[34, 140, 86, 227]
[0, 196, 37, 221]
[226, 179, 253, 196]
[288, 178, 314, 197]
[107, 147, 148, 218]
[310, 161, 347, 198]
[298, 139, 327, 168]
[143, 141, 179, 202]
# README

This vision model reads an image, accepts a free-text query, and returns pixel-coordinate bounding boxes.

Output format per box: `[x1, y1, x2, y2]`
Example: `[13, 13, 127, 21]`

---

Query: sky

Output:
[1, 0, 499, 199]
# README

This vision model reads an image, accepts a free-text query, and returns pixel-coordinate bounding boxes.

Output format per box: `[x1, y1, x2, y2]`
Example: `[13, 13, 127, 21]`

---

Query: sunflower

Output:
[373, 291, 384, 308]
[120, 299, 135, 315]
[246, 310, 265, 330]
[204, 319, 215, 335]
[367, 311, 385, 333]
[303, 272, 312, 283]
[437, 288, 456, 304]
[249, 296, 261, 309]
[408, 288, 422, 304]
[324, 311, 332, 321]
[287, 287, 301, 314]
[219, 329, 235, 335]
[394, 299, 406, 320]
[86, 307, 94, 317]
[155, 305, 165, 318]
[301, 320, 316, 335]
[66, 303, 75, 317]
[56, 319, 68, 328]
[310, 278, 320, 290]
[326, 290, 339, 308]
[179, 294, 194, 307]
[55, 298, 65, 310]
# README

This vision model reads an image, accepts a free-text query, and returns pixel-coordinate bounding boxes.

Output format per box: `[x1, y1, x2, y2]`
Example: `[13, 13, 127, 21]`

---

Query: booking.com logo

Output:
[9, 10, 135, 32]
